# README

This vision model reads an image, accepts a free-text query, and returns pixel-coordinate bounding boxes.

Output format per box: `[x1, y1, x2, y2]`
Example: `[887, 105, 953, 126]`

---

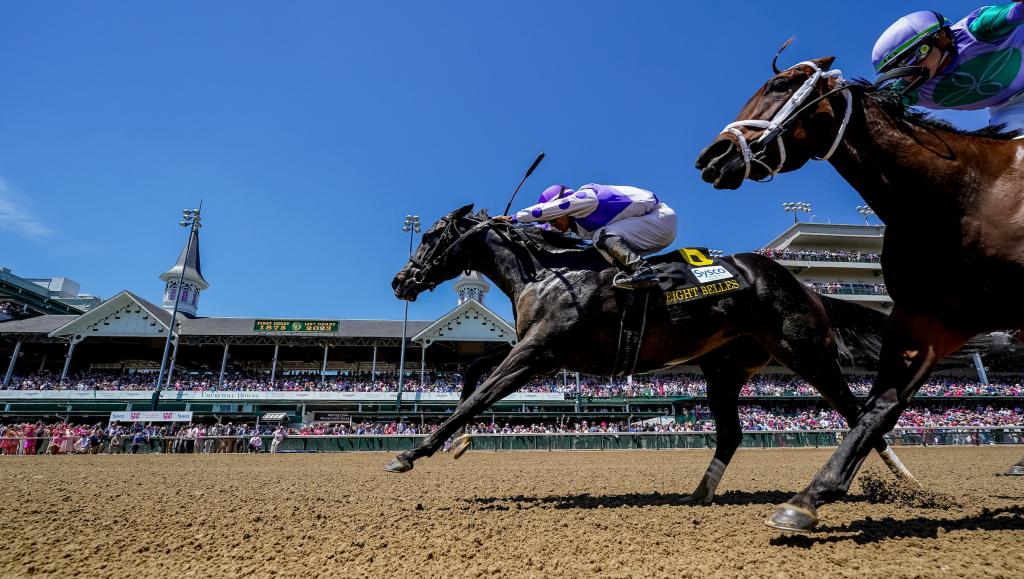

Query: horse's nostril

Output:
[696, 138, 734, 170]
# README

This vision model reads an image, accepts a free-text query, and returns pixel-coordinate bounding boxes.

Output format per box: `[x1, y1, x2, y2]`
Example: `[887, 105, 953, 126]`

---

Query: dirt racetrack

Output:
[2, 447, 1023, 578]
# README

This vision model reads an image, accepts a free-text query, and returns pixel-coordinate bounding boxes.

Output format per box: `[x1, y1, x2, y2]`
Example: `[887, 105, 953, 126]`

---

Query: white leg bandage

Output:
[703, 458, 727, 497]
[879, 445, 917, 482]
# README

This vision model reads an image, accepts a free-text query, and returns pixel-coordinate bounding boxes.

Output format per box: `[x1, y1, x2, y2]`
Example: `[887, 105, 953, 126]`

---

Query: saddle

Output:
[611, 248, 750, 377]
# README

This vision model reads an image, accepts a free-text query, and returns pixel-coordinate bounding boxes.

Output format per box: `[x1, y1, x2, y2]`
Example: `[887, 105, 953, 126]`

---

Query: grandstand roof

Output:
[180, 317, 432, 338]
[0, 315, 78, 335]
[0, 308, 435, 341]
[763, 222, 885, 251]
[412, 299, 516, 345]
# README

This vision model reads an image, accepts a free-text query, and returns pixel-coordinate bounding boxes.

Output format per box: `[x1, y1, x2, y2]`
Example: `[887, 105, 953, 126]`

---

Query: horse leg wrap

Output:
[878, 445, 918, 484]
[701, 458, 727, 499]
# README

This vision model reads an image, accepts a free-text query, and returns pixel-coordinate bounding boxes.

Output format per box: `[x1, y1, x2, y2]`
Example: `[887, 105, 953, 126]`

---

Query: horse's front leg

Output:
[385, 340, 555, 472]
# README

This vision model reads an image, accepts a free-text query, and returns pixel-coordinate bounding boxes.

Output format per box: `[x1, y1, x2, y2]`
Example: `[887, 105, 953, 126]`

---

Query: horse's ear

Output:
[813, 56, 836, 71]
[453, 204, 475, 219]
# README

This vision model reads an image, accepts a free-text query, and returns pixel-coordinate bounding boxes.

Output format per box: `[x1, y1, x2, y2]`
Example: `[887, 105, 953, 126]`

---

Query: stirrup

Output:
[613, 270, 658, 291]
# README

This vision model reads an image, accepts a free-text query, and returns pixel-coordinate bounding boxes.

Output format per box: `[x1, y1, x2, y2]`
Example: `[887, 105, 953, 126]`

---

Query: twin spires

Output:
[159, 226, 208, 317]
[454, 271, 489, 305]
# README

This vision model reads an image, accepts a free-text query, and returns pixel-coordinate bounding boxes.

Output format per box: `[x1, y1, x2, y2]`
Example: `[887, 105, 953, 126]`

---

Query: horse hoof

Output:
[452, 435, 472, 460]
[764, 503, 818, 533]
[384, 456, 413, 473]
[1006, 465, 1024, 476]
[679, 492, 713, 505]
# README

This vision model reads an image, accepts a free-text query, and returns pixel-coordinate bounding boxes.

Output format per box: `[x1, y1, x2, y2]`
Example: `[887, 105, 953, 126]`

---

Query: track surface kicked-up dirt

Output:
[2, 447, 1023, 577]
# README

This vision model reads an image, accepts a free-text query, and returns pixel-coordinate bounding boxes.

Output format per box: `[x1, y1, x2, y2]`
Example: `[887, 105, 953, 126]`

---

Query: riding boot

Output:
[594, 231, 659, 290]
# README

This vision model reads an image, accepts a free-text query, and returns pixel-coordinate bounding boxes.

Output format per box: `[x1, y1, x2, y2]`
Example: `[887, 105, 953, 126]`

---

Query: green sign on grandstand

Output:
[253, 320, 339, 333]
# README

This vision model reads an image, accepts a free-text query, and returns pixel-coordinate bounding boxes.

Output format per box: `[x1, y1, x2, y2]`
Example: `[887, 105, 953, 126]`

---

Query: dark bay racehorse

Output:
[388, 206, 914, 503]
[695, 53, 1024, 532]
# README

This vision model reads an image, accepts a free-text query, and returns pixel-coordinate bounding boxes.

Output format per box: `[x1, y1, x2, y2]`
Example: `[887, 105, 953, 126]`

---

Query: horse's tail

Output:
[818, 295, 885, 365]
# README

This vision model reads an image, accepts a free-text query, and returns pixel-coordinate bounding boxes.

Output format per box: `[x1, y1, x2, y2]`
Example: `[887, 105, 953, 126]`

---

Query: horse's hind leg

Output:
[451, 351, 507, 458]
[687, 338, 771, 504]
[762, 313, 916, 484]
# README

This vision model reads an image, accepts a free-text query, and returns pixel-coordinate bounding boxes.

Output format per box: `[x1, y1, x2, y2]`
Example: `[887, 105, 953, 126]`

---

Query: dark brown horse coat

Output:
[696, 55, 1024, 531]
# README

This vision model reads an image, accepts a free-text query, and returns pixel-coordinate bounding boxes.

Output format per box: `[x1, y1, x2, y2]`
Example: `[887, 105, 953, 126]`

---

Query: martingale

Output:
[648, 248, 749, 313]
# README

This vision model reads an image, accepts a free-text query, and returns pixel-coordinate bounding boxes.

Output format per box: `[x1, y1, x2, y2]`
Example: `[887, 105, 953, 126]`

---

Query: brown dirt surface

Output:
[2, 446, 1023, 578]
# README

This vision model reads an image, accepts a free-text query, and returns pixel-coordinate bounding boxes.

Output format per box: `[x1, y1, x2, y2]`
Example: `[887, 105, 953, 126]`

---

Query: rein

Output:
[406, 218, 553, 289]
[406, 218, 492, 286]
[722, 61, 854, 182]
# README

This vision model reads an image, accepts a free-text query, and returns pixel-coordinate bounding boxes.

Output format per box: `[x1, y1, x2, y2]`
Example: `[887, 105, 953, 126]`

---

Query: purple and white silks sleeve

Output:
[512, 189, 599, 224]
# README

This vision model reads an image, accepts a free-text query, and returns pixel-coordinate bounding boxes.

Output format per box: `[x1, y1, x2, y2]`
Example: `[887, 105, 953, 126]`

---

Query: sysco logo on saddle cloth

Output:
[691, 265, 734, 283]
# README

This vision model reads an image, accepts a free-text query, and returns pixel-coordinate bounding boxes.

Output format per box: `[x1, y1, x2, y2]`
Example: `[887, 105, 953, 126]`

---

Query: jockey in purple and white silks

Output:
[496, 183, 677, 290]
[873, 4, 1024, 134]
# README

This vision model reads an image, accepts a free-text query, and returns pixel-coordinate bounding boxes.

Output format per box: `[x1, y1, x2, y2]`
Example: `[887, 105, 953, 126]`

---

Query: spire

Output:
[160, 228, 208, 289]
[453, 271, 490, 305]
[160, 226, 208, 317]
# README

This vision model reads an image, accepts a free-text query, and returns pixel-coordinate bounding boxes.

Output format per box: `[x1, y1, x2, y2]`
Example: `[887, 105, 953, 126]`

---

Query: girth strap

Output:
[612, 291, 651, 378]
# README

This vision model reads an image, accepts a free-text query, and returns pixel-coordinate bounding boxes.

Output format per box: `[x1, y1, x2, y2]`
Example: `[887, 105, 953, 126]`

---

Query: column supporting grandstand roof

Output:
[48, 290, 173, 339]
[412, 299, 516, 346]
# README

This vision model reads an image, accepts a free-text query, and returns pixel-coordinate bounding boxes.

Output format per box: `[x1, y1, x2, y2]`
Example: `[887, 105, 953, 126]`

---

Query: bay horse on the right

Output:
[695, 53, 1024, 532]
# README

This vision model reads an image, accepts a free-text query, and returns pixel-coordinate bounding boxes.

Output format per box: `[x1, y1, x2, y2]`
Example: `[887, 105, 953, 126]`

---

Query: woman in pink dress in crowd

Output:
[48, 425, 65, 455]
[0, 426, 16, 455]
[20, 423, 35, 456]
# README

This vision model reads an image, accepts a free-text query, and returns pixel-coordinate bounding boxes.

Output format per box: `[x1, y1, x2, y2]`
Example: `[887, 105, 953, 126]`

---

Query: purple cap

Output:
[872, 11, 948, 73]
[538, 184, 573, 204]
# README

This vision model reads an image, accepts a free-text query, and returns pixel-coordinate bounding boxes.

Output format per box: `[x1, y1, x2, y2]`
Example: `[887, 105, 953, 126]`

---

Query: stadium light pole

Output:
[154, 206, 202, 410]
[396, 215, 421, 410]
[856, 205, 876, 225]
[783, 202, 812, 223]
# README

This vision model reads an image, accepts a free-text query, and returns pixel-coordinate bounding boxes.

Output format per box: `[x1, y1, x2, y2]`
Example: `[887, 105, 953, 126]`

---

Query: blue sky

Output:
[0, 1, 989, 322]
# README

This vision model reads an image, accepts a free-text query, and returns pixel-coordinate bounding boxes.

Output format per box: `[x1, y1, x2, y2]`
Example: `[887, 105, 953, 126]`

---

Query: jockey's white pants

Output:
[989, 91, 1024, 138]
[594, 203, 677, 256]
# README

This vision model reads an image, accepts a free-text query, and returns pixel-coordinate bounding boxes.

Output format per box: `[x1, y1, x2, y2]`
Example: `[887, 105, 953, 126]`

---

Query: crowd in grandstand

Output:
[802, 281, 888, 296]
[2, 403, 1022, 455]
[6, 371, 1024, 398]
[755, 248, 882, 263]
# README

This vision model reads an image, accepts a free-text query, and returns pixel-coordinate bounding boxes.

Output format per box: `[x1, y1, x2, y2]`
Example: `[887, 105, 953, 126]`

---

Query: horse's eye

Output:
[768, 78, 789, 93]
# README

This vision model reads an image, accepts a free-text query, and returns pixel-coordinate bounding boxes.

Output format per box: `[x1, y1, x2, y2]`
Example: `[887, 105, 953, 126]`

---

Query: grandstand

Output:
[758, 221, 889, 312]
[1, 221, 1022, 430]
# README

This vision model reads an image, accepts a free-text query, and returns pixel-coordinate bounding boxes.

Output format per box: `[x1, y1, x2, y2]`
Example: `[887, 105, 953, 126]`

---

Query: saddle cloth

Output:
[649, 248, 750, 320]
[611, 248, 750, 376]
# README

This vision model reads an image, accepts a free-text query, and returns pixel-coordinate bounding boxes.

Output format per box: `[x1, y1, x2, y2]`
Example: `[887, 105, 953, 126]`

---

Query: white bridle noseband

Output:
[722, 61, 853, 182]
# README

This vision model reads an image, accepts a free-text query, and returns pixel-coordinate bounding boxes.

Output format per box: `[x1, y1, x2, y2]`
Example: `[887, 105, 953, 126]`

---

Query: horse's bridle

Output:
[721, 61, 854, 182]
[405, 218, 495, 288]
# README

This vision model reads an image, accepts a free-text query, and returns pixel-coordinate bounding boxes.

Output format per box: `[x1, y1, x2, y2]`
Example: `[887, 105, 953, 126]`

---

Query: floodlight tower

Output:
[154, 205, 202, 410]
[783, 201, 812, 223]
[397, 215, 421, 410]
[856, 205, 876, 225]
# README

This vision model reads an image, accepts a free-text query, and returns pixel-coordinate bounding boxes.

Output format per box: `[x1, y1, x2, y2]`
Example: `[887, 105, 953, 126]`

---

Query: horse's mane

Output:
[848, 79, 1021, 140]
[467, 209, 591, 255]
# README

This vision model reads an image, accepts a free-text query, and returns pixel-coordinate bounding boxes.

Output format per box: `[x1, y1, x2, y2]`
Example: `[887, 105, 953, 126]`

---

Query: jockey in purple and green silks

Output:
[494, 184, 677, 290]
[873, 3, 1024, 134]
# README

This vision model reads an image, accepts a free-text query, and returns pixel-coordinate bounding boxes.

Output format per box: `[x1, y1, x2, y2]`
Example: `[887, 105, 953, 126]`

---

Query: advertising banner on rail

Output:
[0, 390, 154, 401]
[0, 390, 565, 403]
[110, 411, 193, 423]
[159, 391, 564, 402]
